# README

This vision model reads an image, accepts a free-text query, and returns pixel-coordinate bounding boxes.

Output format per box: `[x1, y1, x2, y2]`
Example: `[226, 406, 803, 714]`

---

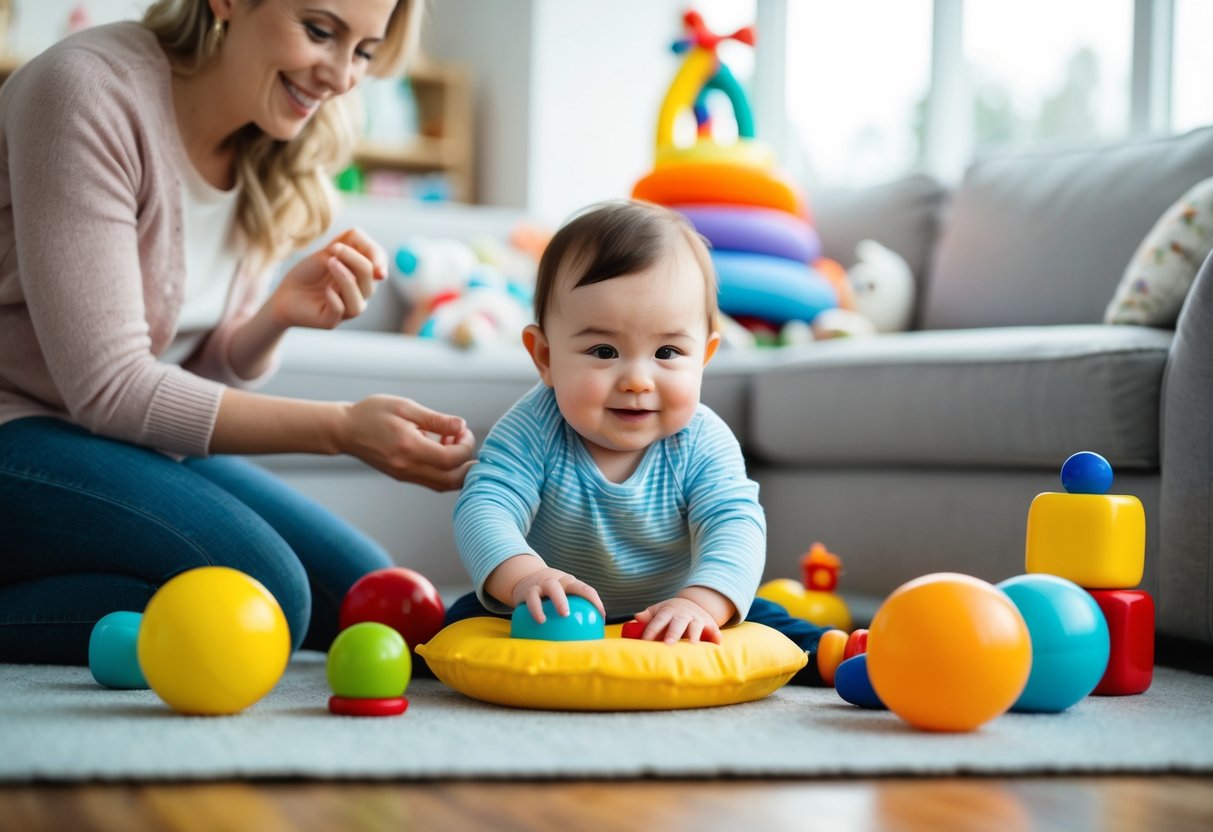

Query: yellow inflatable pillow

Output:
[416, 617, 807, 711]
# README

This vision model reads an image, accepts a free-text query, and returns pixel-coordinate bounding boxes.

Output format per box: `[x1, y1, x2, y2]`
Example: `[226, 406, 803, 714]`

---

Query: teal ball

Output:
[510, 596, 604, 641]
[88, 611, 148, 690]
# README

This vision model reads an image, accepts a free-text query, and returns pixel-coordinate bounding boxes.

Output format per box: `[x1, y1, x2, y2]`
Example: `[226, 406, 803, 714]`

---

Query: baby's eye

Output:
[589, 345, 618, 360]
[655, 346, 683, 359]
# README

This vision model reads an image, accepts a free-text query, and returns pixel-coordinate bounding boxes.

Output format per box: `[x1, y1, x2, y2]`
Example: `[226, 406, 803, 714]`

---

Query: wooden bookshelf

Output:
[353, 58, 475, 203]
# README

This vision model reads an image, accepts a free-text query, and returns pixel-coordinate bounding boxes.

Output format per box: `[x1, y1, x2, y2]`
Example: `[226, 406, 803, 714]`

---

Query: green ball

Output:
[327, 622, 411, 698]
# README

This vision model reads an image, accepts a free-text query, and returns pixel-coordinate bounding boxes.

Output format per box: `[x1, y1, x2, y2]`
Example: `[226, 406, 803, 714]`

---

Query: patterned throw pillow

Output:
[1105, 176, 1213, 326]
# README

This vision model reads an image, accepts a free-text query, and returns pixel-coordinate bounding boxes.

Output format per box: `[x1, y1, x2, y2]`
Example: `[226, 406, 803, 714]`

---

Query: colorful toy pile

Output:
[389, 227, 544, 349]
[330, 566, 447, 716]
[632, 11, 843, 332]
[809, 450, 1151, 731]
[1025, 450, 1154, 695]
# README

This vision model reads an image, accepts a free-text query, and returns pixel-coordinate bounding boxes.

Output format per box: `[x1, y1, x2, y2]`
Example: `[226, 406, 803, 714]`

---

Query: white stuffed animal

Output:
[391, 236, 534, 349]
[847, 239, 915, 333]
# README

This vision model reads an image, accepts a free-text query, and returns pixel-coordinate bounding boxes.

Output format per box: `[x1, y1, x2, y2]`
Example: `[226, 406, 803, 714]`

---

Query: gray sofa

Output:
[256, 126, 1213, 647]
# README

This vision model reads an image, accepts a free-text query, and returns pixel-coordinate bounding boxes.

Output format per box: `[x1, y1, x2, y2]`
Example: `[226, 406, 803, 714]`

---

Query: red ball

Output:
[339, 567, 445, 651]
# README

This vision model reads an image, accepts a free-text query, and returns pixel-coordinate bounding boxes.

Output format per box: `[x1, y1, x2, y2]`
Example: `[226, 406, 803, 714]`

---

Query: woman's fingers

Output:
[326, 256, 365, 318]
[394, 399, 469, 440]
[336, 227, 388, 281]
[330, 242, 376, 298]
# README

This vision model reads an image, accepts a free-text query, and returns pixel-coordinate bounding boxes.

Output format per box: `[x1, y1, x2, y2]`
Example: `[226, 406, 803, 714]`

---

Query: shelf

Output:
[349, 56, 474, 203]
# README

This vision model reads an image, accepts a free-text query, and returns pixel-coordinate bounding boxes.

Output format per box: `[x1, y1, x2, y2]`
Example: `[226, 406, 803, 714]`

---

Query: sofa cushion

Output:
[923, 126, 1213, 329]
[749, 325, 1171, 469]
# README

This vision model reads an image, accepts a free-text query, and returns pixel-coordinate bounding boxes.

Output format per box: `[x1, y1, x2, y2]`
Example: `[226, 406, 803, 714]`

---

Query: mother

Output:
[0, 0, 473, 662]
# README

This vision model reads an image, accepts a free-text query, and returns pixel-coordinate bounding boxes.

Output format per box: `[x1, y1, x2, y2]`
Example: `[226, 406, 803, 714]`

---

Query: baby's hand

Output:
[632, 597, 722, 645]
[511, 567, 605, 624]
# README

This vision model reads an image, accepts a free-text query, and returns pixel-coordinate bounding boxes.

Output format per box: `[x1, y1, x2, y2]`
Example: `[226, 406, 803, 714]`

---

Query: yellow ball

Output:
[867, 573, 1032, 732]
[137, 566, 291, 715]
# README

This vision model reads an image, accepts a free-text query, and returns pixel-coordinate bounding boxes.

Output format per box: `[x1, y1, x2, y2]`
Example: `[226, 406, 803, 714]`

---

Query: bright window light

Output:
[1172, 0, 1213, 133]
[784, 0, 932, 188]
[964, 0, 1132, 150]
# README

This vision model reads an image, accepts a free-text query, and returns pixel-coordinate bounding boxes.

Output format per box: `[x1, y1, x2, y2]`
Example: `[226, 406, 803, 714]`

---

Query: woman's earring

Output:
[208, 17, 226, 52]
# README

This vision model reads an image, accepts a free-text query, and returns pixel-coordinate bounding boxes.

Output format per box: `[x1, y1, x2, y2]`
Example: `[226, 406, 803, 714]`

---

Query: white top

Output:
[159, 163, 241, 366]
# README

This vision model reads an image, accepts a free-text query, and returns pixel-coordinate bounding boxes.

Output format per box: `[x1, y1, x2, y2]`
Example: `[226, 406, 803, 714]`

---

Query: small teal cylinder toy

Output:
[998, 574, 1110, 713]
[510, 596, 605, 641]
[88, 611, 148, 690]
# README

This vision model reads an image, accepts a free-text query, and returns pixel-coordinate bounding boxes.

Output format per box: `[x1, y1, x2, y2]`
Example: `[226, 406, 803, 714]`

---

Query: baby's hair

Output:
[532, 200, 718, 332]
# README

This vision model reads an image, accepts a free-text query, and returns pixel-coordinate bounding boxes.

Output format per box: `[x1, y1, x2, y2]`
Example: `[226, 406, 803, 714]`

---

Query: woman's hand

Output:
[339, 395, 475, 491]
[510, 567, 605, 624]
[270, 228, 388, 330]
[632, 597, 724, 645]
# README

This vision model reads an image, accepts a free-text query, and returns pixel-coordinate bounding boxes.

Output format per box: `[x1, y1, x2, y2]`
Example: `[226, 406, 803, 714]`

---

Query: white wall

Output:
[524, 0, 682, 225]
[426, 0, 685, 225]
[6, 0, 148, 56]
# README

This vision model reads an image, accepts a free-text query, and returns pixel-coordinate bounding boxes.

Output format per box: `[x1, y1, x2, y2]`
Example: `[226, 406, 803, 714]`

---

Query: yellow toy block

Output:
[1025, 492, 1145, 588]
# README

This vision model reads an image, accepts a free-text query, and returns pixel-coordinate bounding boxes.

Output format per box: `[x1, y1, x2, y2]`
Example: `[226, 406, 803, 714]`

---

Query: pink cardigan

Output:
[0, 23, 275, 456]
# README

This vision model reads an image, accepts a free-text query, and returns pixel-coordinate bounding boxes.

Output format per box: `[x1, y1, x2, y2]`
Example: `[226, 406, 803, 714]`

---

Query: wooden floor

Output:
[2, 776, 1212, 832]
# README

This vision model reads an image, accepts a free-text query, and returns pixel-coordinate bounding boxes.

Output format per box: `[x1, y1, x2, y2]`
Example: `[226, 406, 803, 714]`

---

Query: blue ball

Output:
[510, 596, 604, 641]
[835, 653, 886, 710]
[88, 611, 148, 690]
[1060, 451, 1113, 494]
[997, 575, 1109, 713]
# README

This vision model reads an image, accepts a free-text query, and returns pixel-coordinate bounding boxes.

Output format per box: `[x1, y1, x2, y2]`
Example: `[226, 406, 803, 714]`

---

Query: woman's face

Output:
[219, 0, 396, 140]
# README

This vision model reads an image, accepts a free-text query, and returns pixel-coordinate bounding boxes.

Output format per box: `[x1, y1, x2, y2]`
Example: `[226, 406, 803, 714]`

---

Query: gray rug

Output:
[2, 654, 1212, 781]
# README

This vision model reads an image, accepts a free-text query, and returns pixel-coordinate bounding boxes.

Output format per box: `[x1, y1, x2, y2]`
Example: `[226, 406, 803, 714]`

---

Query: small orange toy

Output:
[757, 542, 852, 630]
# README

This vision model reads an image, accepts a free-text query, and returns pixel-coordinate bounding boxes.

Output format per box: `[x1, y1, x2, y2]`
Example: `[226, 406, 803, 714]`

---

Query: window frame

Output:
[755, 0, 1178, 184]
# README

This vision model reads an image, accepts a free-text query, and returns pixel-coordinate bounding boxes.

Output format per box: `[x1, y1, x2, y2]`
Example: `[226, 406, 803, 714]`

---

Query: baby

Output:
[449, 201, 830, 676]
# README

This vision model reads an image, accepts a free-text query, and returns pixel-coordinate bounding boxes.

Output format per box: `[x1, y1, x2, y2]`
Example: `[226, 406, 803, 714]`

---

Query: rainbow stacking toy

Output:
[1025, 451, 1155, 695]
[632, 11, 840, 328]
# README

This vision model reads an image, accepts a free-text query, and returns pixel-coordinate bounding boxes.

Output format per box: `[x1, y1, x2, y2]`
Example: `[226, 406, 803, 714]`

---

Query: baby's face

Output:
[533, 241, 720, 474]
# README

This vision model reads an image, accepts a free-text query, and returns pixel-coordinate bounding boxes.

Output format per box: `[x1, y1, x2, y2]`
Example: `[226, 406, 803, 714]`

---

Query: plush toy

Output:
[847, 239, 915, 333]
[390, 237, 535, 349]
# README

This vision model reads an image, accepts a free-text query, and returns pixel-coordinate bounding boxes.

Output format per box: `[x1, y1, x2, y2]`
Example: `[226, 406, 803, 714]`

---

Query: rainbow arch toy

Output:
[632, 11, 839, 327]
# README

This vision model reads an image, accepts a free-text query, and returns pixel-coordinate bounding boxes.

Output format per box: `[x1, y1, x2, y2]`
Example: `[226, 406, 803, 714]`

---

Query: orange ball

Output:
[867, 573, 1032, 732]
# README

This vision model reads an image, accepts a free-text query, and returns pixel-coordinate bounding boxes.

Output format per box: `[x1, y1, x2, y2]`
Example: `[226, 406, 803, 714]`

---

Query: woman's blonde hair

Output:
[142, 0, 423, 269]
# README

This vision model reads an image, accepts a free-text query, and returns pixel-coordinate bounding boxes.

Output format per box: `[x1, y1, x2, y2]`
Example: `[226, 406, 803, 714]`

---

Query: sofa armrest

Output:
[1158, 249, 1213, 643]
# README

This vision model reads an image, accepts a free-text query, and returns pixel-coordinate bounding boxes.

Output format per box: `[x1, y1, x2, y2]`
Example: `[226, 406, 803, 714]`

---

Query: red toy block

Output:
[620, 620, 646, 640]
[328, 695, 409, 717]
[843, 628, 869, 662]
[1088, 589, 1154, 696]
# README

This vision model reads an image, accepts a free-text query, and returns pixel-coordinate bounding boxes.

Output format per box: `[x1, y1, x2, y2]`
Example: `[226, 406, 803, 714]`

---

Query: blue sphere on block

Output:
[1060, 451, 1113, 494]
[997, 574, 1110, 713]
[88, 611, 148, 690]
[510, 596, 604, 641]
[835, 653, 886, 710]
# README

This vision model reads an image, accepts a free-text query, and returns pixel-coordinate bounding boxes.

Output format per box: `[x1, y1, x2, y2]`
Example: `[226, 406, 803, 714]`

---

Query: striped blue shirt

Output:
[453, 384, 766, 622]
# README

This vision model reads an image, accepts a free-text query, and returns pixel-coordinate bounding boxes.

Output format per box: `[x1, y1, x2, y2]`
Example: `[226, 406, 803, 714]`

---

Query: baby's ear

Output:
[703, 331, 721, 366]
[522, 324, 554, 386]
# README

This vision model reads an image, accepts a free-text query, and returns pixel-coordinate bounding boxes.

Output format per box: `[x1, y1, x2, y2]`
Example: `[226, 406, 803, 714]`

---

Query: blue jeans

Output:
[0, 417, 392, 663]
[436, 592, 832, 686]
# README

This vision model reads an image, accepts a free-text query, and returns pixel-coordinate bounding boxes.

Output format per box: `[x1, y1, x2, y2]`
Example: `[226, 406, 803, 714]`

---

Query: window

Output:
[783, 0, 932, 188]
[965, 0, 1132, 151]
[764, 0, 1197, 188]
[1172, 0, 1213, 133]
